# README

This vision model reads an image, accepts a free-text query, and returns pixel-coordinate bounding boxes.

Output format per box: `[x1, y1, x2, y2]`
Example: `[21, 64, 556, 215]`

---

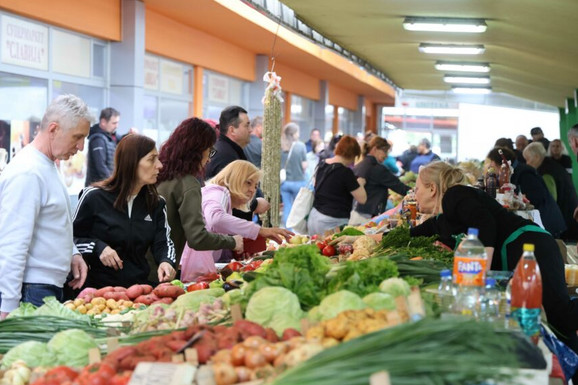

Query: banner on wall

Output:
[208, 73, 229, 103]
[1, 15, 48, 70]
[160, 60, 183, 95]
[144, 55, 159, 90]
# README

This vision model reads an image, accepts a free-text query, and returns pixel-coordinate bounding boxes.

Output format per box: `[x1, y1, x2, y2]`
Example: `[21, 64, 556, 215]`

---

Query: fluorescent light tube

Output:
[435, 61, 490, 73]
[404, 17, 487, 33]
[452, 86, 492, 94]
[444, 75, 490, 85]
[419, 43, 485, 55]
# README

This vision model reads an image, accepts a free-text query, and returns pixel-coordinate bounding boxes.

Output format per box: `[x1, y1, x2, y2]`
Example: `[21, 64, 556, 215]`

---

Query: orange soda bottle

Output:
[510, 243, 542, 344]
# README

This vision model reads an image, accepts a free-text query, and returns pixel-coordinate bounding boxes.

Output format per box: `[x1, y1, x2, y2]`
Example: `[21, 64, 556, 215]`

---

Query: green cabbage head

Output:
[245, 287, 305, 336]
[318, 290, 366, 321]
[47, 329, 98, 368]
[1, 341, 56, 369]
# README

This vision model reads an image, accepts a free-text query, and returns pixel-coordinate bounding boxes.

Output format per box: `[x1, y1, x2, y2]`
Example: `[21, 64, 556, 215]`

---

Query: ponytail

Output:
[419, 161, 467, 214]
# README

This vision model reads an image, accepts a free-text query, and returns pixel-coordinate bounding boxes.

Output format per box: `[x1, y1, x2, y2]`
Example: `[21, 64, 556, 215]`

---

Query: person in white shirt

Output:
[0, 94, 91, 319]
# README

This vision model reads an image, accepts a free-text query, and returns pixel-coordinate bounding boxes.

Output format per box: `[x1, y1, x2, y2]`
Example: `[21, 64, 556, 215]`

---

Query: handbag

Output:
[286, 163, 326, 234]
[280, 143, 295, 183]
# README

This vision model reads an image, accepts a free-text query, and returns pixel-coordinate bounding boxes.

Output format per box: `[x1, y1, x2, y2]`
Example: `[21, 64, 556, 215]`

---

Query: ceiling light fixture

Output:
[444, 75, 490, 85]
[419, 43, 485, 55]
[435, 61, 490, 73]
[452, 86, 492, 95]
[403, 17, 487, 33]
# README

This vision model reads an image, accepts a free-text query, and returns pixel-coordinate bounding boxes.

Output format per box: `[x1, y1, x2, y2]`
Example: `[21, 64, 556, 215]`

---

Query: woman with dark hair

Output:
[73, 134, 176, 288]
[351, 136, 410, 224]
[156, 117, 243, 269]
[486, 147, 566, 238]
[307, 135, 367, 235]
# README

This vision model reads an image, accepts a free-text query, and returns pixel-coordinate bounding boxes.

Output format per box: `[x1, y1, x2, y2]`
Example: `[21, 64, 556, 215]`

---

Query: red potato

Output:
[155, 297, 174, 305]
[113, 286, 127, 292]
[234, 320, 267, 339]
[140, 284, 153, 294]
[81, 293, 95, 303]
[126, 284, 144, 300]
[165, 340, 187, 352]
[134, 294, 155, 305]
[77, 287, 97, 299]
[264, 328, 279, 343]
[94, 286, 114, 297]
[153, 285, 185, 298]
[103, 291, 130, 301]
[281, 328, 302, 341]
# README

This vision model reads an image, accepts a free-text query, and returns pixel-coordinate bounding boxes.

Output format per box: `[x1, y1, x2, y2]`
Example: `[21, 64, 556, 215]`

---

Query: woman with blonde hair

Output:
[280, 122, 307, 228]
[180, 160, 291, 280]
[407, 161, 578, 357]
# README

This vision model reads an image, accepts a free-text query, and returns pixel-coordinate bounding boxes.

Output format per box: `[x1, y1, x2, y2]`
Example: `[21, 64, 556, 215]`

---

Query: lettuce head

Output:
[1, 341, 56, 369]
[47, 329, 98, 368]
[318, 290, 366, 321]
[245, 287, 304, 336]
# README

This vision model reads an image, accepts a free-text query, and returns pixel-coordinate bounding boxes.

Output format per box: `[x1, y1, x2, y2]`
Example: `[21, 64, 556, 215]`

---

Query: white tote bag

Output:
[280, 143, 295, 183]
[286, 185, 314, 234]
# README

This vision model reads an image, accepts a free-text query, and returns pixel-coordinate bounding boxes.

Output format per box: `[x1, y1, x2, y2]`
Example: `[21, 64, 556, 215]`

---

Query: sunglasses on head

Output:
[209, 147, 217, 158]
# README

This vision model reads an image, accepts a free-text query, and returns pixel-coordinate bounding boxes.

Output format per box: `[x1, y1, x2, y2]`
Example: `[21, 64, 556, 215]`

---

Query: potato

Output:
[96, 303, 106, 311]
[91, 297, 106, 306]
[106, 299, 118, 310]
[64, 302, 76, 310]
[87, 308, 97, 315]
[126, 284, 144, 300]
[85, 303, 94, 310]
[111, 309, 121, 314]
[76, 305, 87, 314]
[123, 300, 133, 307]
[94, 286, 114, 297]
[73, 298, 85, 307]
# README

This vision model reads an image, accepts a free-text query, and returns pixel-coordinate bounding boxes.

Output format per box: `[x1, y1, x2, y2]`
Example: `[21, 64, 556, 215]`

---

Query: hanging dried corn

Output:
[260, 71, 283, 227]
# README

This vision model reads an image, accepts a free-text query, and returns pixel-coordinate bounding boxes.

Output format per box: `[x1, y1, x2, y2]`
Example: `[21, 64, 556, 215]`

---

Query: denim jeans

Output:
[281, 179, 307, 228]
[21, 283, 63, 307]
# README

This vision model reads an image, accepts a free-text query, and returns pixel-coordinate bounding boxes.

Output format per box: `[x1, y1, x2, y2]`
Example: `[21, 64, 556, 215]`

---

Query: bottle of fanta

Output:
[452, 228, 487, 318]
[511, 244, 542, 344]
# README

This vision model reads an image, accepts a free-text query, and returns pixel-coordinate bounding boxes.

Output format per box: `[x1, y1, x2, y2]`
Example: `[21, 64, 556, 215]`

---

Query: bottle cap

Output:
[523, 243, 535, 252]
[467, 228, 479, 237]
[440, 269, 451, 277]
[486, 277, 496, 286]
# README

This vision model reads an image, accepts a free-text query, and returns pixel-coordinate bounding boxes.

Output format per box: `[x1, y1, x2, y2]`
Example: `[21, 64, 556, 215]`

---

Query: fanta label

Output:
[453, 256, 487, 286]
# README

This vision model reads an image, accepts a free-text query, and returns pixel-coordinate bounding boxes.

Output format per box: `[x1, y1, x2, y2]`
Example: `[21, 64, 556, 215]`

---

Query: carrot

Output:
[410, 256, 423, 260]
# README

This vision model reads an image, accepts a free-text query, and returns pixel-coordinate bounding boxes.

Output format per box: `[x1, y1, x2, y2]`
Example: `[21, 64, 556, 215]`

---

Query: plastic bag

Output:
[541, 324, 578, 381]
[286, 186, 313, 234]
[180, 246, 217, 283]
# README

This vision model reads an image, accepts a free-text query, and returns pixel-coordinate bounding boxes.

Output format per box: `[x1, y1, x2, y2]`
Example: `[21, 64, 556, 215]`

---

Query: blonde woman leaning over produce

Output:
[408, 161, 578, 361]
[180, 160, 292, 281]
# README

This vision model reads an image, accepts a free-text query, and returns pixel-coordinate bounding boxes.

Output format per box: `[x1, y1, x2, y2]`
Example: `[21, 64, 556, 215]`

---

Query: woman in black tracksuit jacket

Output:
[73, 134, 176, 288]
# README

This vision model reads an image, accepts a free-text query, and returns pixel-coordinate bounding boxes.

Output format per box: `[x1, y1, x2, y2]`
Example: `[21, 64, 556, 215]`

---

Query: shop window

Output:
[290, 94, 315, 141]
[92, 43, 105, 78]
[203, 70, 249, 120]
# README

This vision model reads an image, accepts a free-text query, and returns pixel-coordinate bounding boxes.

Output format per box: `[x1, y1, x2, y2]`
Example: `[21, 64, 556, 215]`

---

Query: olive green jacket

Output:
[157, 175, 236, 266]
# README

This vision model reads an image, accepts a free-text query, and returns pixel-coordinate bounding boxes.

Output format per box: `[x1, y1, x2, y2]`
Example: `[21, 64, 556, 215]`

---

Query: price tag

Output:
[184, 348, 198, 366]
[107, 337, 119, 352]
[231, 303, 243, 322]
[88, 347, 102, 364]
[407, 287, 426, 321]
[172, 354, 184, 363]
[128, 362, 196, 385]
[370, 371, 391, 385]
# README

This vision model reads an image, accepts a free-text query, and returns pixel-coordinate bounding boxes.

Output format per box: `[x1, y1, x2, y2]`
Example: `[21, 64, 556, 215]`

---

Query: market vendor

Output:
[408, 161, 578, 357]
[73, 134, 177, 288]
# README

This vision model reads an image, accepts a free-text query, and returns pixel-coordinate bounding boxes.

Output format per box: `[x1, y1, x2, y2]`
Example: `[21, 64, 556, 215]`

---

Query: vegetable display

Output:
[271, 318, 532, 385]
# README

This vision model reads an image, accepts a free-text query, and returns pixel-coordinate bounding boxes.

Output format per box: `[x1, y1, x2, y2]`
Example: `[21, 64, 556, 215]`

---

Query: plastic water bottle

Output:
[511, 243, 542, 344]
[479, 277, 501, 323]
[452, 228, 488, 318]
[437, 269, 454, 314]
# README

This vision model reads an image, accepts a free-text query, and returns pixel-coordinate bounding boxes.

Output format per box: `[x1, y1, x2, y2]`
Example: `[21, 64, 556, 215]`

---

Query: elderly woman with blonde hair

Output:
[404, 160, 578, 357]
[180, 160, 292, 281]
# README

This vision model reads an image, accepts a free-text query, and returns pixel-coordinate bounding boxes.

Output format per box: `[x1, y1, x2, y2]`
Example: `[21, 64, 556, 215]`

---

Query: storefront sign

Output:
[208, 74, 229, 103]
[52, 29, 90, 77]
[144, 55, 159, 90]
[160, 59, 183, 95]
[1, 15, 48, 70]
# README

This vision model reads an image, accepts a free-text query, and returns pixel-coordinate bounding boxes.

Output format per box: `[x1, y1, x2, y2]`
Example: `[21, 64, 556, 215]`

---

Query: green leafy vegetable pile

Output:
[245, 245, 331, 310]
[326, 257, 399, 297]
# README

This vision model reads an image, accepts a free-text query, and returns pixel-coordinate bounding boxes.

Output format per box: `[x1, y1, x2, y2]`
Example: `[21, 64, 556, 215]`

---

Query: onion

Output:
[213, 363, 238, 385]
[244, 348, 267, 369]
[242, 335, 266, 349]
[234, 366, 253, 382]
[259, 343, 279, 363]
[230, 344, 247, 366]
[211, 349, 232, 365]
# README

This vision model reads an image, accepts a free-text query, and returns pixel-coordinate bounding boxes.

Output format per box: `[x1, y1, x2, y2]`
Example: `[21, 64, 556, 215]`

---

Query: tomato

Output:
[45, 366, 79, 381]
[310, 234, 318, 240]
[110, 371, 132, 385]
[242, 260, 263, 271]
[316, 241, 327, 251]
[322, 245, 336, 256]
[225, 261, 243, 272]
[187, 281, 210, 292]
